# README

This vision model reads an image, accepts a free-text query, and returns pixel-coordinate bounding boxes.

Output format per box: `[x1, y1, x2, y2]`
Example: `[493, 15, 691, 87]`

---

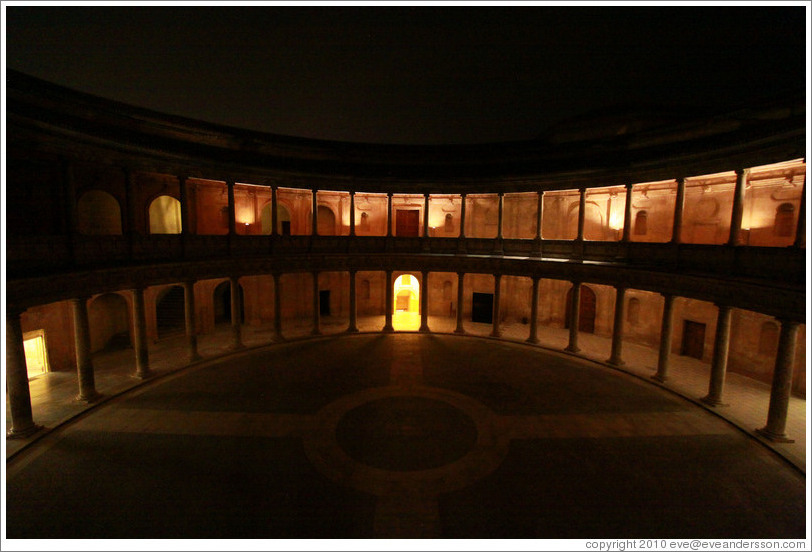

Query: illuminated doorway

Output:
[23, 330, 50, 379]
[393, 274, 420, 331]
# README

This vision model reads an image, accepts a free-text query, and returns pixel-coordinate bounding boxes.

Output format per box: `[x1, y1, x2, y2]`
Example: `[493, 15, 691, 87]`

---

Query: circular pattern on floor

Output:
[336, 397, 478, 471]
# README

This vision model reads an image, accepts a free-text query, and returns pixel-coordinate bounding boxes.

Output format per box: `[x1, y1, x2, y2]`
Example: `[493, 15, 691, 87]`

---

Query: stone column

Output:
[459, 193, 467, 239]
[652, 293, 676, 382]
[131, 287, 152, 379]
[273, 272, 284, 341]
[490, 274, 502, 338]
[727, 168, 749, 246]
[71, 297, 100, 402]
[671, 177, 686, 244]
[701, 304, 732, 406]
[565, 281, 581, 353]
[496, 193, 504, 240]
[349, 191, 356, 237]
[454, 272, 465, 334]
[621, 184, 633, 243]
[6, 310, 42, 438]
[535, 191, 544, 257]
[271, 185, 279, 237]
[178, 175, 190, 257]
[386, 192, 394, 237]
[419, 271, 430, 333]
[576, 188, 586, 241]
[348, 270, 359, 333]
[230, 276, 244, 349]
[423, 194, 430, 237]
[607, 286, 627, 366]
[183, 280, 201, 362]
[311, 189, 318, 236]
[756, 320, 800, 441]
[312, 271, 322, 336]
[383, 270, 394, 332]
[227, 179, 236, 236]
[526, 276, 540, 344]
[793, 179, 805, 248]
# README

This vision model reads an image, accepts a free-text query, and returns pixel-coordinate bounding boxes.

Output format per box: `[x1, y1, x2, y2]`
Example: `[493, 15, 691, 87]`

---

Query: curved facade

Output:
[4, 70, 807, 453]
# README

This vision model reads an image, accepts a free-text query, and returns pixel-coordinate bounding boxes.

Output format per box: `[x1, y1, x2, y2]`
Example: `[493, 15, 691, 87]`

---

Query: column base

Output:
[490, 331, 502, 338]
[606, 358, 625, 367]
[75, 391, 102, 404]
[419, 326, 430, 333]
[7, 424, 44, 439]
[650, 374, 668, 383]
[564, 345, 580, 354]
[755, 427, 795, 443]
[699, 395, 728, 407]
[453, 327, 465, 335]
[382, 326, 395, 333]
[132, 370, 155, 380]
[275, 334, 286, 342]
[311, 329, 322, 336]
[346, 327, 360, 334]
[189, 353, 203, 363]
[526, 337, 539, 344]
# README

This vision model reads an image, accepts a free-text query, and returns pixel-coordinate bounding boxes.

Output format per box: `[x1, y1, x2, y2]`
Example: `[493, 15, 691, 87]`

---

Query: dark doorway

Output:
[396, 209, 420, 237]
[681, 320, 706, 359]
[319, 290, 331, 316]
[214, 281, 246, 324]
[564, 285, 596, 333]
[281, 220, 291, 236]
[472, 292, 494, 324]
[156, 286, 185, 339]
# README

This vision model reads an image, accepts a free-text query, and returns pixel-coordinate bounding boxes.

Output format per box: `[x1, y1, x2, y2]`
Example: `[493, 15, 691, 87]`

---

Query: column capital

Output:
[70, 295, 92, 304]
[775, 318, 801, 330]
[624, 182, 633, 190]
[736, 167, 751, 177]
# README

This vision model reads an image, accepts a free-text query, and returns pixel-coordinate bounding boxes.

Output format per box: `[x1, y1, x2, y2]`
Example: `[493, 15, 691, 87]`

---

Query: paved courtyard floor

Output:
[5, 332, 806, 539]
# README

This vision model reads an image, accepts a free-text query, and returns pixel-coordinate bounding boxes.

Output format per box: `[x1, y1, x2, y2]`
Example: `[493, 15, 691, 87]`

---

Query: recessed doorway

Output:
[396, 209, 420, 237]
[471, 293, 494, 324]
[681, 320, 706, 360]
[23, 330, 49, 379]
[393, 274, 420, 331]
[320, 290, 331, 316]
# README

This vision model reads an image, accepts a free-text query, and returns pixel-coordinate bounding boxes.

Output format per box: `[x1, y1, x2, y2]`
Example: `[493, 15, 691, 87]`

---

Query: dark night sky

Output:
[5, 4, 808, 145]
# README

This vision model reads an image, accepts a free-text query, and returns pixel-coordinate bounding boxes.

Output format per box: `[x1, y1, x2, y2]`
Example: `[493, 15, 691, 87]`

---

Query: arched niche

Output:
[88, 293, 130, 353]
[317, 205, 337, 236]
[77, 190, 123, 235]
[149, 195, 182, 234]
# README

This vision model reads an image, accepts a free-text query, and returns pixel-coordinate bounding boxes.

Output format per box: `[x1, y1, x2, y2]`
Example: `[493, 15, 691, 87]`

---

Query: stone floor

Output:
[6, 315, 807, 471]
[5, 333, 806, 539]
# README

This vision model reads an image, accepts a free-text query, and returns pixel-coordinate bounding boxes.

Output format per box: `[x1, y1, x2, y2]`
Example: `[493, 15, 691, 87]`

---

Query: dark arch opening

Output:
[564, 285, 596, 333]
[156, 286, 186, 339]
[214, 281, 246, 325]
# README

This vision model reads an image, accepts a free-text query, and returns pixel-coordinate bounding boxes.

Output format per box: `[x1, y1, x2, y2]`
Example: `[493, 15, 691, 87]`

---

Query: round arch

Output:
[77, 190, 123, 235]
[148, 195, 182, 234]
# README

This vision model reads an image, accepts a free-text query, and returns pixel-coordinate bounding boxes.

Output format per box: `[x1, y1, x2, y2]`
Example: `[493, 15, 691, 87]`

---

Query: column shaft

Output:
[419, 271, 430, 333]
[124, 168, 137, 258]
[227, 180, 236, 236]
[459, 194, 467, 239]
[728, 168, 749, 246]
[535, 191, 544, 240]
[793, 179, 805, 248]
[312, 271, 322, 335]
[607, 287, 627, 365]
[490, 274, 502, 337]
[621, 184, 633, 242]
[349, 192, 356, 237]
[230, 276, 244, 348]
[423, 194, 430, 237]
[6, 311, 41, 437]
[271, 186, 279, 236]
[671, 177, 686, 244]
[576, 189, 586, 241]
[386, 193, 393, 237]
[496, 193, 504, 240]
[312, 190, 318, 236]
[527, 277, 540, 344]
[757, 320, 800, 441]
[348, 270, 359, 332]
[71, 297, 99, 401]
[383, 271, 394, 332]
[454, 273, 465, 334]
[132, 287, 152, 379]
[178, 175, 190, 257]
[183, 280, 200, 361]
[273, 273, 284, 340]
[565, 282, 581, 353]
[653, 294, 676, 382]
[701, 304, 732, 406]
